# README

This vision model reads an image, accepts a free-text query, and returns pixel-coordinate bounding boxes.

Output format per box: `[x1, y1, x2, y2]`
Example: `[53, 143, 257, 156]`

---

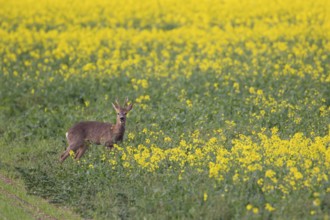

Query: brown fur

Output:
[60, 98, 133, 162]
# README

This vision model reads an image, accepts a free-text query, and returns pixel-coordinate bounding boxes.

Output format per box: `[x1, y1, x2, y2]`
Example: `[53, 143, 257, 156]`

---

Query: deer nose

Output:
[120, 116, 125, 121]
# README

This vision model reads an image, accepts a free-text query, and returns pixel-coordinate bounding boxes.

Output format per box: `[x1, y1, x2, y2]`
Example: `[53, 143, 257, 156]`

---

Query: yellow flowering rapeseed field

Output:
[0, 0, 329, 219]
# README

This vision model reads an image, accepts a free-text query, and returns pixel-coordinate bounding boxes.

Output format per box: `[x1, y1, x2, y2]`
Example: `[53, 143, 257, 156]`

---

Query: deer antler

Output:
[115, 98, 120, 107]
[124, 97, 129, 107]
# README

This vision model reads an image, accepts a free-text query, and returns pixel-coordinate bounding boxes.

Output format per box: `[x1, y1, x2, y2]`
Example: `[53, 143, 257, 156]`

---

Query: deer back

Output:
[67, 121, 115, 145]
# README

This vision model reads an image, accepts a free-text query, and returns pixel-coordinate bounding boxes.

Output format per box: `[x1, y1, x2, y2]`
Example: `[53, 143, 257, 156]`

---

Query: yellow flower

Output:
[203, 192, 208, 201]
[294, 117, 302, 124]
[249, 87, 255, 94]
[290, 167, 303, 180]
[246, 204, 253, 211]
[257, 89, 263, 95]
[252, 208, 259, 214]
[82, 63, 96, 71]
[139, 79, 149, 89]
[164, 136, 172, 142]
[233, 82, 240, 93]
[265, 203, 275, 212]
[265, 169, 276, 178]
[69, 150, 75, 157]
[113, 144, 121, 150]
[313, 199, 321, 206]
[128, 132, 135, 140]
[186, 100, 193, 108]
[271, 127, 279, 134]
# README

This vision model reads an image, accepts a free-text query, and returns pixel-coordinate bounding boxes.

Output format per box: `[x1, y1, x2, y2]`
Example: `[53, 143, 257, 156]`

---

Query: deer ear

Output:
[112, 103, 118, 111]
[126, 103, 133, 111]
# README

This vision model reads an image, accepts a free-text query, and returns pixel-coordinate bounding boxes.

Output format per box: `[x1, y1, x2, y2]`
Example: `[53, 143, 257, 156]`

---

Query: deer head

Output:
[112, 97, 133, 124]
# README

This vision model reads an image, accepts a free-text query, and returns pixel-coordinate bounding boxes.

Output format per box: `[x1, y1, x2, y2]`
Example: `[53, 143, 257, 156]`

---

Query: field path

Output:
[0, 173, 80, 220]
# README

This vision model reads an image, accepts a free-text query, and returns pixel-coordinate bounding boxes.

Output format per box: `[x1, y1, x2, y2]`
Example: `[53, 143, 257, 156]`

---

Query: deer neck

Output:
[114, 120, 125, 134]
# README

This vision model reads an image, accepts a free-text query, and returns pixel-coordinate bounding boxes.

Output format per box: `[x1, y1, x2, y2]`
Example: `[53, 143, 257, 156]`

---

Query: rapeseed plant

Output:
[1, 0, 329, 218]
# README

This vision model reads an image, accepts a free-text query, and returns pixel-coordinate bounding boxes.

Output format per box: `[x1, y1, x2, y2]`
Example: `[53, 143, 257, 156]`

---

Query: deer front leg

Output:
[105, 142, 114, 150]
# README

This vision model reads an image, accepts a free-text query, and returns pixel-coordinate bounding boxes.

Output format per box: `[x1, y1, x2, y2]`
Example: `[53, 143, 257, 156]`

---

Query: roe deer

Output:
[60, 98, 133, 162]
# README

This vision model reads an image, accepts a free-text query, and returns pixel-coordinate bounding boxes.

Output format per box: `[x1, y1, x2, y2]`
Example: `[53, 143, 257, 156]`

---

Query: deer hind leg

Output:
[60, 142, 83, 162]
[75, 144, 88, 160]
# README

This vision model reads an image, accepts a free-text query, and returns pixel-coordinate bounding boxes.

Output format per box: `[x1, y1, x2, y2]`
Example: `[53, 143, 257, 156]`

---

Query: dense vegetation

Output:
[0, 0, 329, 219]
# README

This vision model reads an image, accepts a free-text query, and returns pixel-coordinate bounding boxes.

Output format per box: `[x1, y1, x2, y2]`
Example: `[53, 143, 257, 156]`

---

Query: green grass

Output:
[0, 0, 329, 219]
[0, 53, 329, 219]
[0, 171, 80, 220]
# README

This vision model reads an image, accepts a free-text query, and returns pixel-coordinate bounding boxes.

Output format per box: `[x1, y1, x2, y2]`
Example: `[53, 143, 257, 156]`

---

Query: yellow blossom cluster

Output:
[1, 0, 329, 82]
[82, 129, 330, 196]
[1, 1, 329, 137]
[1, 0, 328, 217]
